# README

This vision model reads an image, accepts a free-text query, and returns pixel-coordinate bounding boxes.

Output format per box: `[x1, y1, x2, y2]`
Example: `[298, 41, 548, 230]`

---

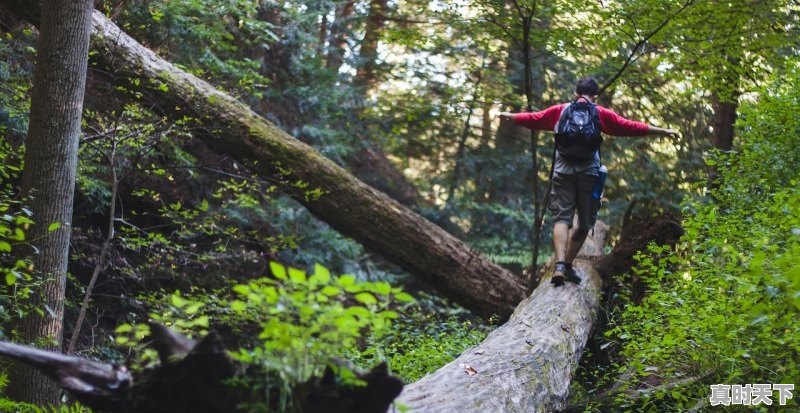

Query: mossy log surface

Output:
[397, 222, 609, 413]
[0, 2, 526, 319]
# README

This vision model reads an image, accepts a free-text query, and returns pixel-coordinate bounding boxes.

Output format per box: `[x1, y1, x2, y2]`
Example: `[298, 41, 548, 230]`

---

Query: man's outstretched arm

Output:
[499, 105, 564, 131]
[598, 106, 680, 138]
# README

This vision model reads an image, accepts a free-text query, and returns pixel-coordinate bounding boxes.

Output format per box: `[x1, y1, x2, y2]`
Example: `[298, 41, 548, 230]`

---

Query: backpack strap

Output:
[554, 103, 571, 133]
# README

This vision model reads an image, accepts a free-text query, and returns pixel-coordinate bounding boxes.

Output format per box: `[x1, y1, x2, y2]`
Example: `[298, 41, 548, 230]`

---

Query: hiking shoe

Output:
[551, 262, 566, 286]
[564, 263, 581, 285]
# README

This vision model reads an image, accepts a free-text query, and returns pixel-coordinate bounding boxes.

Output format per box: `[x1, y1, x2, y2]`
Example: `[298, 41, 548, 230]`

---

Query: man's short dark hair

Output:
[576, 78, 599, 96]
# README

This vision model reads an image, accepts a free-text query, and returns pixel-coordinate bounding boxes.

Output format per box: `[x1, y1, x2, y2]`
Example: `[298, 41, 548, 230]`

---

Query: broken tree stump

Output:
[0, 323, 403, 413]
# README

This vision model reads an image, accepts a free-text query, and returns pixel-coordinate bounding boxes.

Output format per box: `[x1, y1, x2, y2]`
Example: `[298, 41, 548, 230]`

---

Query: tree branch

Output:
[598, 0, 697, 95]
[67, 140, 118, 355]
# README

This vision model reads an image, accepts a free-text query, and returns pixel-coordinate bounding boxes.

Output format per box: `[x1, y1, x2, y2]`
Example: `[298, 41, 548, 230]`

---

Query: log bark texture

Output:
[397, 222, 609, 412]
[0, 3, 525, 319]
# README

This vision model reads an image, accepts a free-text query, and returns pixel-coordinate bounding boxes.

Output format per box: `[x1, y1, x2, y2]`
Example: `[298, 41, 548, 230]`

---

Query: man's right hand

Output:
[664, 129, 681, 139]
[498, 112, 515, 120]
[648, 126, 681, 139]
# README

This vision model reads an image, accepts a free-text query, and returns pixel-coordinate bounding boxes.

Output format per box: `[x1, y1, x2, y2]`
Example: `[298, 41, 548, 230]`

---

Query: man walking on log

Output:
[500, 78, 678, 286]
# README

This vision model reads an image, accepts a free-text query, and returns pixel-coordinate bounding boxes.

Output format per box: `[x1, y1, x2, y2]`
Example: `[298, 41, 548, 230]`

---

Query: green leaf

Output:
[192, 316, 209, 328]
[321, 286, 341, 296]
[355, 292, 377, 305]
[395, 292, 415, 302]
[47, 222, 60, 232]
[5, 272, 16, 286]
[115, 323, 133, 333]
[380, 310, 398, 319]
[312, 263, 331, 284]
[373, 282, 391, 295]
[338, 275, 356, 287]
[289, 267, 306, 283]
[184, 302, 203, 315]
[0, 241, 10, 253]
[231, 300, 247, 313]
[170, 293, 187, 308]
[270, 262, 287, 280]
[233, 284, 250, 295]
[345, 306, 371, 319]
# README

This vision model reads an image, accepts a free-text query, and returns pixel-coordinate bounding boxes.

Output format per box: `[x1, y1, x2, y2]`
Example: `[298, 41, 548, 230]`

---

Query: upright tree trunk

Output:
[708, 91, 738, 186]
[446, 64, 484, 209]
[711, 93, 737, 151]
[340, 0, 423, 208]
[317, 12, 327, 57]
[355, 0, 387, 91]
[325, 0, 355, 72]
[0, 3, 526, 318]
[7, 0, 92, 404]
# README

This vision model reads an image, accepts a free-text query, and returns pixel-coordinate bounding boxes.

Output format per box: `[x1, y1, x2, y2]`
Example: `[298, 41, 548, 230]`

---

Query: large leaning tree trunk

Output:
[7, 0, 93, 404]
[398, 217, 684, 412]
[0, 2, 525, 319]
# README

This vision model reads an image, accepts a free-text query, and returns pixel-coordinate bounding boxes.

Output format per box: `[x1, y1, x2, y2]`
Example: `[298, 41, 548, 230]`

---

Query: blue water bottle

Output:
[592, 165, 608, 202]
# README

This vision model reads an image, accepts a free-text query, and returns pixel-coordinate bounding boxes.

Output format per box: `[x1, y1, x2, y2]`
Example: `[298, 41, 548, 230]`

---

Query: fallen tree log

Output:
[397, 216, 684, 412]
[0, 322, 403, 413]
[396, 222, 609, 412]
[0, 2, 525, 319]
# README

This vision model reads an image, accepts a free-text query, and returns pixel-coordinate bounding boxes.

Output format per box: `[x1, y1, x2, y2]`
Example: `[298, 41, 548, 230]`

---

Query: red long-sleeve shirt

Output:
[513, 103, 650, 136]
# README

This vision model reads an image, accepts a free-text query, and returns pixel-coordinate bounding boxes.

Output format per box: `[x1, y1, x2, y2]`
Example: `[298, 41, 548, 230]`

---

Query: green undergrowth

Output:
[349, 290, 491, 383]
[114, 261, 490, 410]
[594, 69, 800, 412]
[0, 373, 92, 413]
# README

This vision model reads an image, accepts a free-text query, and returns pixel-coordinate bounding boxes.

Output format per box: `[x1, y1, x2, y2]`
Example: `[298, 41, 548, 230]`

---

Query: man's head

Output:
[575, 78, 599, 100]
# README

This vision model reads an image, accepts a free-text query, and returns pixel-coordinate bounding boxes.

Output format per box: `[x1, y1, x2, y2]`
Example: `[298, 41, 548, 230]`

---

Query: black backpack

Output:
[554, 99, 603, 160]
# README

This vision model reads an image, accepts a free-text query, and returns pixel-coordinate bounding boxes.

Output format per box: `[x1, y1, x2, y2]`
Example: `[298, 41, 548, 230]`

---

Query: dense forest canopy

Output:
[0, 0, 798, 411]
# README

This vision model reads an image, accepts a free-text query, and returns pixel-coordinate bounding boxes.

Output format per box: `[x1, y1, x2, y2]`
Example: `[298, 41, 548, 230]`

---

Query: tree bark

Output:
[7, 0, 93, 405]
[355, 0, 387, 91]
[346, 141, 421, 207]
[711, 92, 737, 151]
[397, 221, 609, 412]
[317, 11, 327, 57]
[0, 3, 525, 319]
[708, 92, 738, 187]
[325, 0, 355, 73]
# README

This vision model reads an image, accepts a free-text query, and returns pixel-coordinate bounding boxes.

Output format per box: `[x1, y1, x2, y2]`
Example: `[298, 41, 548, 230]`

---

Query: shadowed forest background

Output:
[0, 0, 798, 412]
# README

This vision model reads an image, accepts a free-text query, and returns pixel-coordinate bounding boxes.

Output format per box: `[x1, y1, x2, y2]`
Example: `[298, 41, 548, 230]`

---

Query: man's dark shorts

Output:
[549, 172, 599, 230]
